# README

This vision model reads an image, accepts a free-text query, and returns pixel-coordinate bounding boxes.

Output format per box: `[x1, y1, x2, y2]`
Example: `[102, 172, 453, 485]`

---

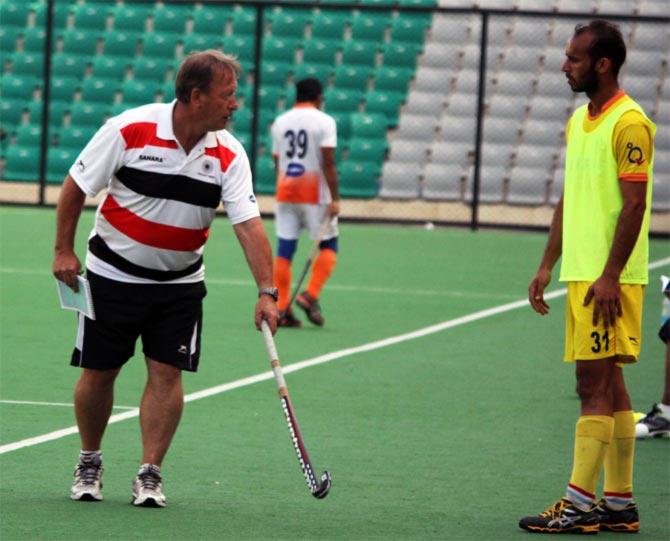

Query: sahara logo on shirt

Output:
[286, 162, 305, 177]
[626, 143, 644, 165]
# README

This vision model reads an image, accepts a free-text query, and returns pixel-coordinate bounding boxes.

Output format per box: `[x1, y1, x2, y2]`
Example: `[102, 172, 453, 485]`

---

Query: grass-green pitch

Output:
[0, 206, 668, 540]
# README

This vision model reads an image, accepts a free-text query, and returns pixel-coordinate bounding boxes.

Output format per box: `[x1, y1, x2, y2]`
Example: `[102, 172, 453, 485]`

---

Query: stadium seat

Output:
[483, 117, 516, 144]
[270, 9, 311, 38]
[651, 177, 670, 212]
[379, 162, 421, 199]
[447, 94, 478, 118]
[10, 52, 43, 77]
[342, 41, 379, 68]
[14, 124, 44, 148]
[350, 15, 390, 43]
[334, 65, 372, 91]
[152, 5, 192, 34]
[20, 27, 46, 53]
[438, 115, 476, 142]
[258, 85, 285, 111]
[58, 126, 97, 150]
[507, 166, 550, 205]
[388, 139, 427, 163]
[302, 38, 340, 67]
[347, 138, 387, 164]
[191, 6, 231, 35]
[0, 98, 25, 128]
[465, 166, 507, 204]
[310, 12, 349, 40]
[381, 42, 421, 70]
[350, 113, 387, 140]
[527, 96, 571, 121]
[549, 166, 565, 205]
[521, 119, 563, 147]
[422, 162, 465, 201]
[293, 63, 330, 85]
[1, 74, 39, 100]
[0, 26, 19, 52]
[47, 147, 78, 184]
[111, 4, 151, 33]
[453, 70, 479, 94]
[61, 29, 100, 58]
[480, 142, 515, 168]
[231, 108, 252, 135]
[222, 36, 256, 65]
[49, 76, 80, 102]
[262, 37, 300, 63]
[390, 18, 429, 44]
[511, 18, 552, 47]
[70, 102, 109, 128]
[396, 113, 438, 141]
[51, 53, 86, 78]
[429, 141, 472, 166]
[182, 34, 223, 56]
[231, 7, 257, 35]
[0, 3, 30, 27]
[29, 100, 70, 130]
[339, 161, 379, 198]
[364, 90, 404, 127]
[413, 66, 451, 92]
[260, 61, 292, 86]
[254, 156, 276, 194]
[359, 0, 396, 6]
[487, 94, 528, 119]
[328, 111, 352, 140]
[103, 31, 141, 58]
[500, 46, 543, 72]
[121, 80, 158, 105]
[142, 32, 179, 59]
[92, 56, 129, 81]
[493, 71, 536, 96]
[430, 15, 475, 45]
[374, 66, 413, 92]
[81, 78, 120, 104]
[71, 4, 109, 32]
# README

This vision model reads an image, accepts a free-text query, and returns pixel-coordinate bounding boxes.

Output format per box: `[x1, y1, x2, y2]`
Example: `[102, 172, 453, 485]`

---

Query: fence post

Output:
[38, 0, 55, 206]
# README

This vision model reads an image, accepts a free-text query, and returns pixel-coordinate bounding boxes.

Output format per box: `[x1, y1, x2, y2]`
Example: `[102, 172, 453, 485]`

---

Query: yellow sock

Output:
[603, 410, 635, 509]
[273, 256, 291, 312]
[566, 415, 614, 510]
[306, 248, 337, 300]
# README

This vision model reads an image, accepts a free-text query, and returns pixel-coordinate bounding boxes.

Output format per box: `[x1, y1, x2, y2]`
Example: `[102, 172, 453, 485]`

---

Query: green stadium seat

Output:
[192, 6, 230, 35]
[262, 37, 300, 63]
[0, 3, 30, 27]
[341, 41, 379, 68]
[110, 102, 129, 117]
[0, 99, 25, 127]
[231, 108, 252, 134]
[58, 126, 97, 150]
[254, 156, 276, 195]
[182, 34, 223, 56]
[222, 35, 255, 64]
[390, 18, 429, 44]
[347, 137, 387, 163]
[142, 32, 179, 59]
[0, 26, 20, 52]
[310, 13, 348, 40]
[397, 0, 436, 21]
[47, 147, 78, 183]
[132, 57, 172, 83]
[270, 9, 311, 38]
[338, 161, 379, 198]
[328, 111, 351, 140]
[81, 77, 120, 103]
[324, 88, 360, 114]
[152, 4, 192, 34]
[235, 85, 253, 107]
[20, 27, 46, 53]
[350, 113, 387, 140]
[49, 76, 80, 102]
[159, 80, 175, 102]
[399, 0, 437, 4]
[374, 66, 413, 92]
[360, 0, 396, 5]
[92, 56, 129, 81]
[71, 4, 109, 31]
[51, 53, 87, 79]
[103, 31, 141, 58]
[260, 61, 292, 86]
[61, 29, 100, 57]
[14, 124, 43, 148]
[70, 102, 109, 128]
[302, 38, 340, 66]
[382, 42, 421, 69]
[111, 4, 151, 33]
[3, 145, 39, 181]
[334, 65, 372, 91]
[350, 15, 390, 43]
[10, 52, 43, 77]
[258, 108, 276, 134]
[293, 63, 330, 86]
[1, 74, 39, 99]
[231, 7, 257, 35]
[258, 85, 285, 111]
[364, 89, 404, 127]
[25, 99, 70, 130]
[121, 79, 158, 105]
[30, 1, 70, 30]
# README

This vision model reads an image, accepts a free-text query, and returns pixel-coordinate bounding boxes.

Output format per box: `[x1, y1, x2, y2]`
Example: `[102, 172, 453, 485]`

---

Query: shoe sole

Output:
[600, 522, 640, 533]
[295, 298, 324, 326]
[132, 496, 166, 508]
[71, 492, 102, 502]
[520, 523, 599, 535]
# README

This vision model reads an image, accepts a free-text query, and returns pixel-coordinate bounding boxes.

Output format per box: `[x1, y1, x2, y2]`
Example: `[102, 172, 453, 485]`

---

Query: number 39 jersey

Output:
[271, 104, 337, 205]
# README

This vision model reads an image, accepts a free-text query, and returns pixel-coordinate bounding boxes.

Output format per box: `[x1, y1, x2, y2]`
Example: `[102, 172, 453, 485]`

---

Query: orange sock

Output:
[274, 256, 292, 312]
[306, 248, 337, 300]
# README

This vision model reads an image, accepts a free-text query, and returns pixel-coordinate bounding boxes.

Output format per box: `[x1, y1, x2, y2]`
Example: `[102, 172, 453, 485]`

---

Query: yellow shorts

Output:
[564, 281, 645, 364]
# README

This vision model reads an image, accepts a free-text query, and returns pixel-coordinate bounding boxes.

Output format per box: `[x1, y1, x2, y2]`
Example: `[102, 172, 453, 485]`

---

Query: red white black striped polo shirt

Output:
[69, 101, 260, 284]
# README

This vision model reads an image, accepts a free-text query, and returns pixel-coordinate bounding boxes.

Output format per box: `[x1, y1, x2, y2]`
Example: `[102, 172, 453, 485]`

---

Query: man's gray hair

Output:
[175, 50, 241, 103]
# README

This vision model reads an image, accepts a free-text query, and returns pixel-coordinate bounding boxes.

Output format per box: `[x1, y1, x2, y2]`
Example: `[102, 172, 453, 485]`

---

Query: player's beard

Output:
[571, 64, 599, 94]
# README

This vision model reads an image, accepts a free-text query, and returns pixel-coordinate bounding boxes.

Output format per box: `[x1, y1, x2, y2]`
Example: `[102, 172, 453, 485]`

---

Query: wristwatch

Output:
[258, 287, 279, 301]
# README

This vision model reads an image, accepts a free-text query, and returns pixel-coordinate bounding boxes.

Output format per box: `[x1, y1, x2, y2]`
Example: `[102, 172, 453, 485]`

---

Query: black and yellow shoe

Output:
[594, 500, 640, 533]
[519, 498, 599, 534]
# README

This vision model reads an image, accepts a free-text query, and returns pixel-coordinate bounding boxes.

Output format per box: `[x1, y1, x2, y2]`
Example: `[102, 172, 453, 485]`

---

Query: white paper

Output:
[56, 276, 96, 320]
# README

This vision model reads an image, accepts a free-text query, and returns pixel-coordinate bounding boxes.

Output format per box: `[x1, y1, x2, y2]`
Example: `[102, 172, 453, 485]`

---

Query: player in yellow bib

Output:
[520, 20, 655, 535]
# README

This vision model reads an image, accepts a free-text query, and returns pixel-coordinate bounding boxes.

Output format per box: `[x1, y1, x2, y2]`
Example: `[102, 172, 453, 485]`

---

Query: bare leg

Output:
[74, 368, 120, 450]
[575, 358, 617, 416]
[139, 358, 183, 467]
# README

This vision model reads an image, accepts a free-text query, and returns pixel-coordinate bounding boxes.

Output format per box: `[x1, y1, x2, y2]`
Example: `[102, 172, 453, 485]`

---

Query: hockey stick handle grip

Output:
[260, 320, 288, 393]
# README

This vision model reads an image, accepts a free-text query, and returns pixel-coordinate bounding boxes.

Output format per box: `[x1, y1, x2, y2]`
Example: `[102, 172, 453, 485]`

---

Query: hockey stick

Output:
[260, 320, 332, 499]
[286, 215, 333, 312]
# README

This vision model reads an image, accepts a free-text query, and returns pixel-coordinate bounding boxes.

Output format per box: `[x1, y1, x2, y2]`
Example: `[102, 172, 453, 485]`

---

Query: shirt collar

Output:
[587, 89, 626, 120]
[156, 100, 178, 141]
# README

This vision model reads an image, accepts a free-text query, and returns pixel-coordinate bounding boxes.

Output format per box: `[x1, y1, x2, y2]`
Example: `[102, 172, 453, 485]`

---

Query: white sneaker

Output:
[132, 464, 166, 508]
[70, 455, 104, 501]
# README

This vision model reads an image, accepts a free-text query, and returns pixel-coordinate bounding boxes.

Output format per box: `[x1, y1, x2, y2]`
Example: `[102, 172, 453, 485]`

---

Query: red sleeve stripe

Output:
[101, 195, 209, 251]
[619, 173, 648, 182]
[205, 144, 237, 172]
[120, 122, 178, 150]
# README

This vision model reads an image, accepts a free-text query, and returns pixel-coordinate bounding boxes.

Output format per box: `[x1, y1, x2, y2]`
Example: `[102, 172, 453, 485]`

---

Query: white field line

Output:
[0, 400, 135, 410]
[0, 267, 515, 300]
[1, 257, 668, 456]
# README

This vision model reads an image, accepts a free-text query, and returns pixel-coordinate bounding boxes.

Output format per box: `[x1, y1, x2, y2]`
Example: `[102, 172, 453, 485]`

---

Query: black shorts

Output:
[71, 270, 207, 371]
